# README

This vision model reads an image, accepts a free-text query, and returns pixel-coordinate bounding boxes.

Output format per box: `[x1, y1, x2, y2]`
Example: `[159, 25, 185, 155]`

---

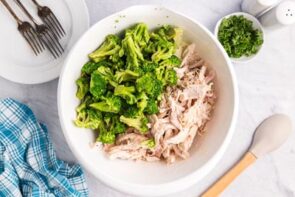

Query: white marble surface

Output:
[1, 0, 295, 196]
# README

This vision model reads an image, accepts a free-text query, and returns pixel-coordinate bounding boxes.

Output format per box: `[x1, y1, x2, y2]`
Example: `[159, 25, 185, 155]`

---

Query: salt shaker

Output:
[241, 0, 282, 17]
[259, 0, 295, 30]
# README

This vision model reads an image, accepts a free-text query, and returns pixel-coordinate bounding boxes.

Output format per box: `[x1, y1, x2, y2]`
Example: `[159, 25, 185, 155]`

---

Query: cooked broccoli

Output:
[137, 92, 148, 112]
[76, 76, 89, 100]
[76, 23, 183, 141]
[97, 115, 126, 144]
[142, 61, 158, 73]
[90, 72, 107, 98]
[96, 66, 117, 87]
[151, 41, 175, 62]
[122, 31, 144, 69]
[141, 139, 156, 148]
[110, 115, 126, 134]
[76, 96, 93, 112]
[74, 108, 102, 129]
[144, 99, 159, 115]
[160, 55, 181, 68]
[123, 105, 140, 118]
[164, 68, 178, 86]
[82, 60, 112, 75]
[119, 115, 148, 133]
[131, 23, 150, 47]
[114, 70, 140, 83]
[155, 66, 178, 86]
[155, 65, 165, 81]
[90, 95, 122, 113]
[136, 73, 163, 99]
[157, 25, 183, 42]
[110, 48, 124, 63]
[97, 123, 116, 144]
[114, 85, 137, 105]
[89, 35, 122, 63]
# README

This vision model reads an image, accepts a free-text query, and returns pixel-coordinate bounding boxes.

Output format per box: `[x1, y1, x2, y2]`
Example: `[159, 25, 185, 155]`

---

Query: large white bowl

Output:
[58, 5, 238, 196]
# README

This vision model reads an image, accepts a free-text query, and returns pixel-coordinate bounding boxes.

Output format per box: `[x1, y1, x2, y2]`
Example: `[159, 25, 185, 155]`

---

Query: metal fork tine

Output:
[50, 13, 65, 35]
[44, 17, 61, 39]
[44, 33, 60, 57]
[47, 30, 63, 54]
[22, 31, 38, 55]
[26, 30, 41, 54]
[27, 29, 41, 53]
[41, 35, 57, 58]
[35, 32, 45, 50]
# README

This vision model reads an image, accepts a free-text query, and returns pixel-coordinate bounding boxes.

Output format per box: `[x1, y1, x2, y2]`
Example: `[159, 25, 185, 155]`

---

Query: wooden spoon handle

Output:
[201, 152, 257, 197]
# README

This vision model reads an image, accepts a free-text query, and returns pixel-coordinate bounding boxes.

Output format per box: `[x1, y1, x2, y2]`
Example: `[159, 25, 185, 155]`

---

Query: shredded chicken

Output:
[104, 43, 216, 163]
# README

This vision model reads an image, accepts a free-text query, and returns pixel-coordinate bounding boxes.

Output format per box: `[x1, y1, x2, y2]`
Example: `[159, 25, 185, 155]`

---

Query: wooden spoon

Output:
[202, 114, 292, 197]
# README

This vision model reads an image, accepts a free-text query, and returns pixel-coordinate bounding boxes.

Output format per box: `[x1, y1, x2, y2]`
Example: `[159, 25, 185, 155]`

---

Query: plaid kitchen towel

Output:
[0, 98, 88, 197]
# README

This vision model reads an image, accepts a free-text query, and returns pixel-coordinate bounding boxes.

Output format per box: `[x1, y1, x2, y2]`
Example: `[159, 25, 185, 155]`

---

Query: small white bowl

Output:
[214, 12, 265, 63]
[58, 5, 238, 197]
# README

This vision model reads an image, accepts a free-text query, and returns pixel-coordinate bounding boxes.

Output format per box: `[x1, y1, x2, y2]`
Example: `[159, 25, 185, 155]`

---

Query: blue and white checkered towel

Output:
[0, 98, 88, 197]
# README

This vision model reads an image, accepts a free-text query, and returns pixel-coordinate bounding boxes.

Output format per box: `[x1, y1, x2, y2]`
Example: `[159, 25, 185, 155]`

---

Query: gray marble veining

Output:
[0, 0, 295, 196]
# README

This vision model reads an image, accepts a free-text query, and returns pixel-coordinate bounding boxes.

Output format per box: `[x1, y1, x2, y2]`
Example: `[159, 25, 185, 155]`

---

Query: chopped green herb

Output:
[218, 15, 263, 58]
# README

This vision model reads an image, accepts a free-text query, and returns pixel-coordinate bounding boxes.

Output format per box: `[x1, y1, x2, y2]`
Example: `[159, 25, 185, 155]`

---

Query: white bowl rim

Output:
[214, 12, 265, 64]
[58, 5, 239, 196]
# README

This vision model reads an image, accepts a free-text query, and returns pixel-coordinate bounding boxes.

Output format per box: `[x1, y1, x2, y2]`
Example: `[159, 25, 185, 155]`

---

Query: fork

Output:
[13, 0, 64, 58]
[31, 0, 66, 39]
[0, 0, 44, 55]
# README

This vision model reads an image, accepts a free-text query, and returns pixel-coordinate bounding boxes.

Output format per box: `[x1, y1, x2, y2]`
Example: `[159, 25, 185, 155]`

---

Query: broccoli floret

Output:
[81, 61, 97, 75]
[82, 60, 112, 75]
[131, 23, 150, 47]
[142, 61, 158, 73]
[136, 73, 163, 99]
[90, 72, 107, 99]
[89, 35, 122, 63]
[160, 55, 181, 68]
[110, 48, 124, 63]
[164, 68, 178, 86]
[137, 92, 148, 112]
[123, 105, 140, 118]
[141, 139, 156, 148]
[98, 131, 116, 144]
[97, 123, 116, 144]
[97, 115, 126, 144]
[111, 57, 125, 71]
[96, 66, 117, 87]
[76, 96, 93, 113]
[144, 99, 159, 115]
[114, 85, 137, 105]
[110, 115, 126, 134]
[76, 76, 89, 100]
[155, 65, 165, 81]
[157, 25, 183, 42]
[114, 70, 140, 83]
[122, 31, 144, 69]
[74, 108, 102, 129]
[155, 66, 178, 86]
[90, 95, 122, 113]
[151, 41, 175, 62]
[120, 115, 148, 133]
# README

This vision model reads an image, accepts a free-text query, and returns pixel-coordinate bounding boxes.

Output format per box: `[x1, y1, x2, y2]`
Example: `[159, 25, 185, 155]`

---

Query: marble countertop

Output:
[1, 0, 295, 196]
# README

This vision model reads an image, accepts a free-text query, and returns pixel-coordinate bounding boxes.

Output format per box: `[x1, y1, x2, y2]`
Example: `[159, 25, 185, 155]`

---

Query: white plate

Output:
[58, 5, 238, 196]
[0, 0, 89, 84]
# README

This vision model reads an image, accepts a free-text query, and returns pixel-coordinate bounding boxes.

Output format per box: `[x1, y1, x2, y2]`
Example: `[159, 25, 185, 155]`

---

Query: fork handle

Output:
[0, 0, 22, 24]
[31, 0, 41, 7]
[13, 0, 37, 24]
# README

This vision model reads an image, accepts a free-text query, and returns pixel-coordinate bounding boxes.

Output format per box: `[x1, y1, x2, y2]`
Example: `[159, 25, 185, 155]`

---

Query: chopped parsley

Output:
[218, 15, 263, 58]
